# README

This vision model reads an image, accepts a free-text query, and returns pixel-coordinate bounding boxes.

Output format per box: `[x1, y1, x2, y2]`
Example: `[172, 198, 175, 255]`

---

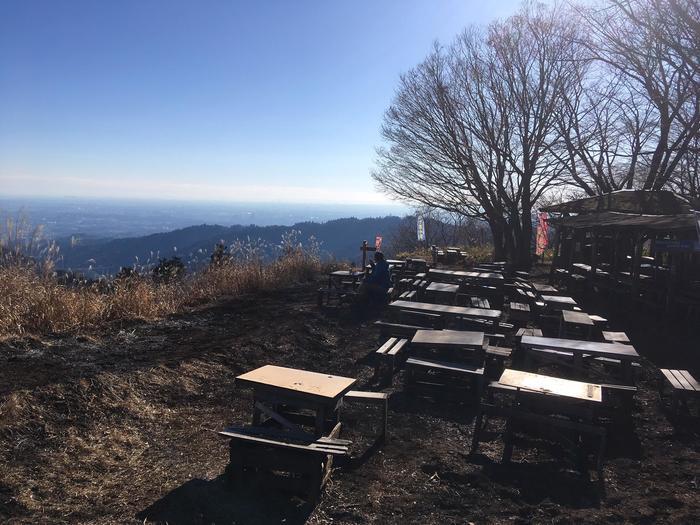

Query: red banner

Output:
[535, 213, 548, 256]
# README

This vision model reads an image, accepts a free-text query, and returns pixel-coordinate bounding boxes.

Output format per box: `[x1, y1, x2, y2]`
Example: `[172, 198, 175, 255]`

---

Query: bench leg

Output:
[381, 397, 388, 442]
[597, 432, 606, 485]
[471, 409, 484, 454]
[502, 417, 514, 463]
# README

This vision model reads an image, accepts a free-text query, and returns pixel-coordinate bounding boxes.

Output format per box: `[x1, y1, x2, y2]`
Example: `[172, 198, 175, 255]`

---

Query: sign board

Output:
[417, 215, 426, 241]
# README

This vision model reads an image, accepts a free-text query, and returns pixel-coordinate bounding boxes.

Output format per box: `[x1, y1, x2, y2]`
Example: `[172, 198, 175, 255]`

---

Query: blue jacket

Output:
[365, 260, 391, 290]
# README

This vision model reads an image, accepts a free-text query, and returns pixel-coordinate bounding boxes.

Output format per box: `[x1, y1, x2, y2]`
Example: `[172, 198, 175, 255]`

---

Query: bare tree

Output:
[374, 3, 579, 266]
[556, 65, 658, 194]
[581, 0, 700, 190]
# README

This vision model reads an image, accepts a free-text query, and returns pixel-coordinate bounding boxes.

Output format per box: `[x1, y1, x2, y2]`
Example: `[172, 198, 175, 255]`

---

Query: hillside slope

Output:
[57, 216, 404, 274]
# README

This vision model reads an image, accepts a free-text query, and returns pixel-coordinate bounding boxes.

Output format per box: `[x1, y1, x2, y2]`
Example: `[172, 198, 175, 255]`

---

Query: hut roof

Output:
[541, 190, 691, 215]
[548, 211, 696, 231]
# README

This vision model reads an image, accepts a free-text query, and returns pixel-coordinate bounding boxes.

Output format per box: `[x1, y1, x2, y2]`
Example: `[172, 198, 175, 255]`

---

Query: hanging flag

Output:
[375, 235, 383, 250]
[416, 215, 426, 241]
[535, 212, 549, 256]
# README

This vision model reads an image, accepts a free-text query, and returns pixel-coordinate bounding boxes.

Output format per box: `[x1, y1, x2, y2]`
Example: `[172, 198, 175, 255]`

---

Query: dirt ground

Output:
[1, 278, 698, 524]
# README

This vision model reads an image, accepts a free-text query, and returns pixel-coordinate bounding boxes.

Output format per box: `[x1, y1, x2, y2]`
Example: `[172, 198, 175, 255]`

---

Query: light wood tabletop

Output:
[237, 365, 356, 403]
[498, 369, 602, 402]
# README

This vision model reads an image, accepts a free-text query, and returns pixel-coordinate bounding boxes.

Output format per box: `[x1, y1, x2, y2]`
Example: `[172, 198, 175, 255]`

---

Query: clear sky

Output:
[1, 0, 523, 205]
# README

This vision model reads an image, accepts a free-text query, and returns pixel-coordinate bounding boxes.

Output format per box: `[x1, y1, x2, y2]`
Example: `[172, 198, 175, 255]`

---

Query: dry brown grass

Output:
[0, 249, 321, 339]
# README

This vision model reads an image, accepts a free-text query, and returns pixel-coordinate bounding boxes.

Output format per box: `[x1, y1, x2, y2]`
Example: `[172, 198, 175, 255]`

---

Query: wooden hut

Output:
[541, 190, 700, 315]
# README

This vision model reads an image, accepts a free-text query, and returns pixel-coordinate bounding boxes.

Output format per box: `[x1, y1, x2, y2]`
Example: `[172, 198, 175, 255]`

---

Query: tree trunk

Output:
[489, 221, 507, 261]
[515, 210, 533, 270]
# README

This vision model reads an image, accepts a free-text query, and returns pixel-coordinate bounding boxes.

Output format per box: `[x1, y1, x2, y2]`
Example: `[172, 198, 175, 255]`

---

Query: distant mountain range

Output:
[55, 216, 404, 275]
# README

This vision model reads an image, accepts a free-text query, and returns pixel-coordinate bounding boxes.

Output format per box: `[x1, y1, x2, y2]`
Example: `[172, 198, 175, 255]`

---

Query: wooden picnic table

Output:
[560, 310, 594, 339]
[328, 269, 365, 284]
[412, 329, 485, 350]
[424, 282, 460, 304]
[320, 270, 366, 306]
[472, 368, 607, 480]
[519, 335, 639, 381]
[411, 329, 487, 368]
[541, 294, 578, 310]
[237, 365, 357, 437]
[228, 365, 358, 501]
[429, 268, 504, 282]
[390, 300, 501, 325]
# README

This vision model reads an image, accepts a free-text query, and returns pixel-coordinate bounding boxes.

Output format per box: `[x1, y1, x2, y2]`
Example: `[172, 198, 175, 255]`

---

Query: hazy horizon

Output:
[0, 195, 412, 240]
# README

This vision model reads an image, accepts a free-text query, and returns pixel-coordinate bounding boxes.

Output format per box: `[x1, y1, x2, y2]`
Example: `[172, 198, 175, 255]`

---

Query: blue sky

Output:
[1, 0, 523, 204]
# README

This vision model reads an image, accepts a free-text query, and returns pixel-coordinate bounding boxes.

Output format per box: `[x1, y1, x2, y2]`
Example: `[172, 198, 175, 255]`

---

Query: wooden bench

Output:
[484, 345, 512, 378]
[588, 314, 608, 328]
[374, 320, 434, 338]
[397, 309, 444, 328]
[461, 317, 514, 335]
[220, 425, 351, 500]
[374, 337, 409, 380]
[470, 296, 491, 309]
[515, 327, 543, 338]
[660, 369, 700, 414]
[405, 357, 484, 401]
[344, 390, 389, 440]
[509, 302, 531, 323]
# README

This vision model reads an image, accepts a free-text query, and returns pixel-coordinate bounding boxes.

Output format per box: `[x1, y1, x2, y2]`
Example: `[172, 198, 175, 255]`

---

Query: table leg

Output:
[252, 398, 261, 426]
[622, 362, 634, 384]
[573, 351, 583, 378]
[314, 406, 327, 437]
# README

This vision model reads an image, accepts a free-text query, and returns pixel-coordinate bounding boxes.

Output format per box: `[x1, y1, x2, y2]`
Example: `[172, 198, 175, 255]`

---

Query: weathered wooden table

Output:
[541, 294, 578, 310]
[225, 365, 358, 500]
[532, 283, 559, 293]
[425, 282, 460, 304]
[560, 310, 594, 339]
[237, 365, 357, 437]
[320, 270, 366, 306]
[390, 300, 502, 328]
[405, 330, 488, 399]
[519, 335, 640, 382]
[411, 329, 485, 358]
[472, 369, 607, 481]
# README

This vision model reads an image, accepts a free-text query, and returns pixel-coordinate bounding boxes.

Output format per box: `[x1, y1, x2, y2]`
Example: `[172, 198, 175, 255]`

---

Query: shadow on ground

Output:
[138, 475, 314, 525]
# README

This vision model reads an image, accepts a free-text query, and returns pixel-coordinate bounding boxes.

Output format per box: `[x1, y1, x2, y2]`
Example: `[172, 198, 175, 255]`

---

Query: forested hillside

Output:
[56, 216, 404, 275]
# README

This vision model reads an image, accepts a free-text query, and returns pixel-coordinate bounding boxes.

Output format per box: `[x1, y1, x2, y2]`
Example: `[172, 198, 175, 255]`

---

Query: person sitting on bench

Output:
[360, 251, 391, 304]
